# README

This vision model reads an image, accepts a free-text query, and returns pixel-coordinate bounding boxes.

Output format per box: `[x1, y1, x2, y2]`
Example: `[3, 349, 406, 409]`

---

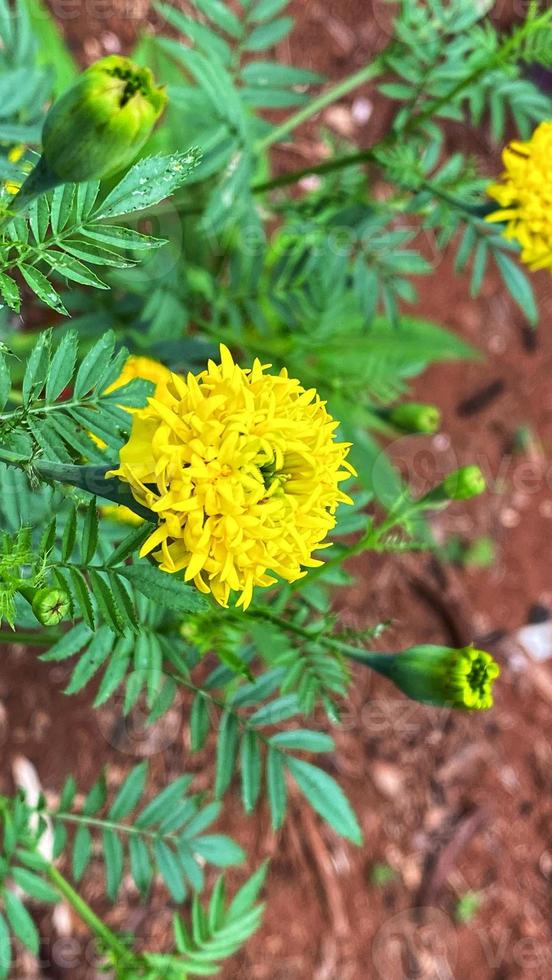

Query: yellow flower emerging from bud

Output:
[108, 345, 355, 609]
[42, 55, 167, 182]
[486, 121, 552, 273]
[357, 645, 500, 710]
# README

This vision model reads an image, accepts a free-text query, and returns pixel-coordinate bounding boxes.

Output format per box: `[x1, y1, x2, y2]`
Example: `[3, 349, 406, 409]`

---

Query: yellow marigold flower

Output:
[486, 120, 552, 273]
[108, 345, 355, 609]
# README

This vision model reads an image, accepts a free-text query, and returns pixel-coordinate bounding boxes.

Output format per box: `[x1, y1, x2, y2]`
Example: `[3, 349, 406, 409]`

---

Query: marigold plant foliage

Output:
[0, 0, 548, 974]
[487, 120, 552, 273]
[109, 345, 355, 609]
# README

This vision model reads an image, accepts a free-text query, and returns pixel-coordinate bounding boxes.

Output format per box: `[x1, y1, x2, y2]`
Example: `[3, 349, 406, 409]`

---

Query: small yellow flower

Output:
[486, 120, 552, 273]
[99, 504, 144, 526]
[108, 345, 355, 609]
[5, 145, 26, 196]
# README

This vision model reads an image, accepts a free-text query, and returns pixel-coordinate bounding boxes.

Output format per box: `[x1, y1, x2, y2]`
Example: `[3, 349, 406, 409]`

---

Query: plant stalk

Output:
[255, 58, 385, 152]
[47, 864, 132, 965]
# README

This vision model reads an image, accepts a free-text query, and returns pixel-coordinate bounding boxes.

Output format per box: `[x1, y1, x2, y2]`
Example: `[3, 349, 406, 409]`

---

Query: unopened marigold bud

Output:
[355, 644, 500, 710]
[387, 403, 441, 434]
[42, 55, 167, 182]
[442, 465, 486, 500]
[30, 587, 71, 626]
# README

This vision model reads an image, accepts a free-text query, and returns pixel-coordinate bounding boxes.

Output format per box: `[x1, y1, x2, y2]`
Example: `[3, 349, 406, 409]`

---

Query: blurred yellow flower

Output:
[100, 504, 144, 526]
[5, 145, 26, 196]
[106, 354, 173, 399]
[93, 354, 172, 449]
[486, 120, 552, 273]
[109, 345, 355, 609]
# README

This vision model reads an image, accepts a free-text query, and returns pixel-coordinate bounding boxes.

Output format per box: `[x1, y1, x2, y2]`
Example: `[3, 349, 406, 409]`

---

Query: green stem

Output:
[252, 148, 377, 193]
[0, 157, 61, 233]
[1, 629, 61, 646]
[47, 864, 132, 965]
[255, 58, 385, 152]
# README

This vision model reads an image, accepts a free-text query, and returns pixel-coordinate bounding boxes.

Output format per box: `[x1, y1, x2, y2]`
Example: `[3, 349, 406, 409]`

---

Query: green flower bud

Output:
[30, 587, 71, 626]
[387, 403, 441, 434]
[358, 644, 500, 710]
[42, 55, 167, 182]
[442, 465, 487, 500]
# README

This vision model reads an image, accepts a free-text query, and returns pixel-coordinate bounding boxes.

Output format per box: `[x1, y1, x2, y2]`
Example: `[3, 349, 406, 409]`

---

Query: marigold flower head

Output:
[486, 120, 552, 273]
[364, 644, 500, 710]
[108, 345, 355, 609]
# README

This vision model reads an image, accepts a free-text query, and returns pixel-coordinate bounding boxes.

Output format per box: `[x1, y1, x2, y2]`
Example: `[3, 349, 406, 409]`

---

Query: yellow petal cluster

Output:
[486, 120, 552, 273]
[109, 345, 355, 609]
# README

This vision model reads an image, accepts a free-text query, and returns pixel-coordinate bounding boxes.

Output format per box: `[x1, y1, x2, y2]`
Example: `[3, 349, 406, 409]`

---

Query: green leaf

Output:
[193, 835, 245, 867]
[19, 265, 68, 315]
[22, 330, 50, 406]
[245, 16, 293, 50]
[95, 152, 201, 220]
[109, 762, 148, 821]
[4, 890, 38, 954]
[266, 747, 287, 830]
[82, 224, 164, 251]
[191, 0, 242, 37]
[0, 911, 11, 979]
[135, 776, 193, 829]
[494, 250, 538, 325]
[50, 183, 75, 235]
[240, 730, 262, 812]
[11, 867, 59, 903]
[154, 840, 186, 902]
[0, 272, 20, 312]
[93, 637, 132, 706]
[102, 829, 124, 901]
[120, 562, 208, 613]
[129, 836, 153, 896]
[228, 861, 269, 920]
[72, 825, 93, 881]
[0, 353, 11, 410]
[74, 331, 116, 398]
[249, 694, 300, 727]
[286, 757, 362, 845]
[69, 567, 95, 630]
[269, 730, 335, 752]
[83, 772, 107, 816]
[215, 711, 239, 798]
[40, 621, 93, 662]
[241, 61, 323, 86]
[107, 523, 154, 567]
[64, 627, 114, 694]
[45, 330, 78, 403]
[190, 693, 210, 751]
[251, 0, 289, 21]
[81, 498, 99, 563]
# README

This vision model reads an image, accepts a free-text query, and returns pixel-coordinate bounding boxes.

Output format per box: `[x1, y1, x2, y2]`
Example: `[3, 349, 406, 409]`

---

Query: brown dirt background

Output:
[2, 1, 552, 977]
